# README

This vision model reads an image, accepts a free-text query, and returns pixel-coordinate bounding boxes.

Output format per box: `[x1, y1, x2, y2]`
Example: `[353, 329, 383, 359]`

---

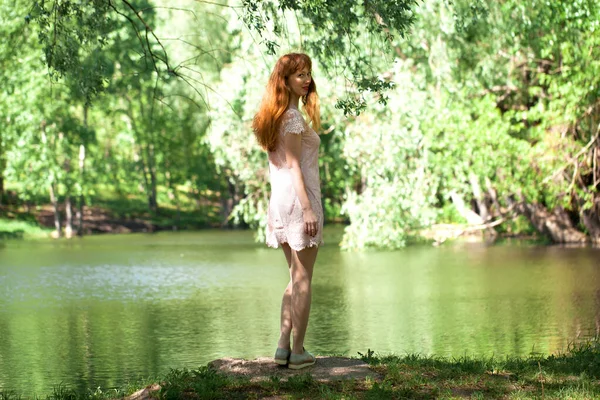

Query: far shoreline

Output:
[4, 202, 597, 248]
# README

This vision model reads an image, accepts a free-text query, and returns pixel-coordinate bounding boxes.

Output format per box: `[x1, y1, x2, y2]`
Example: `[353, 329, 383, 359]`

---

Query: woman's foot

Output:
[288, 348, 316, 370]
[274, 347, 291, 366]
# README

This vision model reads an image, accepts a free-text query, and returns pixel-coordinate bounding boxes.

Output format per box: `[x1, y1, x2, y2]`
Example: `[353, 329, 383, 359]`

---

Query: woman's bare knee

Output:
[291, 246, 318, 282]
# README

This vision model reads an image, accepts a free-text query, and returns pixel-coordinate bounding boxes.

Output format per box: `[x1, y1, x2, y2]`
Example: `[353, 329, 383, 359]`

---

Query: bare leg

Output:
[277, 243, 293, 350]
[290, 245, 319, 354]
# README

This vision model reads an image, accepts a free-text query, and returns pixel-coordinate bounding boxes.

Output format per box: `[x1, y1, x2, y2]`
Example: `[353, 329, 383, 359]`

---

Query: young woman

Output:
[252, 53, 323, 369]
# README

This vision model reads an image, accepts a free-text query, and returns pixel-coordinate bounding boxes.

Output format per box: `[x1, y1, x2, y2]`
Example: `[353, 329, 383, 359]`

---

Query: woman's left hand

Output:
[302, 208, 318, 237]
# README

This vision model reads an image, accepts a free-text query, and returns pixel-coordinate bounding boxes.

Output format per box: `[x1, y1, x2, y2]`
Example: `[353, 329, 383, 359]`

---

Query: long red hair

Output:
[252, 53, 321, 152]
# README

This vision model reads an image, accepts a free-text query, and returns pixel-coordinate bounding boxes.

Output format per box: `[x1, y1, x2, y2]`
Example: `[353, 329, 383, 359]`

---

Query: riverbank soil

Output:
[3, 339, 599, 398]
[209, 356, 380, 383]
[131, 342, 600, 400]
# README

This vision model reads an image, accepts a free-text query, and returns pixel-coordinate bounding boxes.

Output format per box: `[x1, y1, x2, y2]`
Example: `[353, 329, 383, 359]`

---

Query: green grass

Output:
[4, 338, 600, 399]
[91, 195, 221, 230]
[0, 217, 51, 239]
[0, 376, 159, 400]
[0, 183, 224, 240]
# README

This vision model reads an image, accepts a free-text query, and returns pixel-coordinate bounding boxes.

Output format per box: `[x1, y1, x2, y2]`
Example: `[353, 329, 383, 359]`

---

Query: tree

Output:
[26, 0, 418, 112]
[339, 0, 600, 247]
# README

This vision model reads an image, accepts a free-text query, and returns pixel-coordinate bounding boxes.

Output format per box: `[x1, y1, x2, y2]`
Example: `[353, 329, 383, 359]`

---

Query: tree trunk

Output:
[148, 143, 158, 214]
[0, 128, 4, 205]
[192, 184, 204, 210]
[65, 195, 73, 238]
[513, 198, 588, 243]
[164, 169, 181, 226]
[137, 146, 152, 205]
[49, 183, 62, 238]
[140, 143, 158, 215]
[220, 192, 229, 227]
[449, 190, 485, 225]
[0, 164, 4, 205]
[220, 173, 242, 227]
[586, 143, 600, 244]
[174, 190, 181, 225]
[126, 96, 157, 217]
[77, 105, 88, 237]
[141, 93, 158, 214]
[485, 177, 502, 218]
[582, 204, 600, 244]
[77, 144, 86, 236]
[356, 166, 367, 195]
[469, 172, 490, 221]
[221, 177, 235, 227]
[148, 158, 158, 213]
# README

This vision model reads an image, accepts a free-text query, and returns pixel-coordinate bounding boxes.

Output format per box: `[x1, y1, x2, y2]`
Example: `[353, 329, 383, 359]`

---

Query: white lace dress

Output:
[265, 108, 324, 251]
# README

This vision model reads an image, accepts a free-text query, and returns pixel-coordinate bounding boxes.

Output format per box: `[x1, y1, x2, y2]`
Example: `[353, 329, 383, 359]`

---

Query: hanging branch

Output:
[116, 0, 176, 76]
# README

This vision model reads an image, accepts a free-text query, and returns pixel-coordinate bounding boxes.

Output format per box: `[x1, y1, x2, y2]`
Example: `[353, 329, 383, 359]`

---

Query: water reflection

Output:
[0, 230, 599, 395]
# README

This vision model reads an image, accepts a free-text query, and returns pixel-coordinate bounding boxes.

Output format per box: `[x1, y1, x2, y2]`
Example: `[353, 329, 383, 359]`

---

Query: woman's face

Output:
[287, 67, 312, 98]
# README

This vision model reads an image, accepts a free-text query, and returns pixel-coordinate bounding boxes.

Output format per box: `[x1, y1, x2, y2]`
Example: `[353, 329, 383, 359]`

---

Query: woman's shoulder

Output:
[280, 108, 305, 135]
[281, 108, 306, 125]
[283, 107, 304, 119]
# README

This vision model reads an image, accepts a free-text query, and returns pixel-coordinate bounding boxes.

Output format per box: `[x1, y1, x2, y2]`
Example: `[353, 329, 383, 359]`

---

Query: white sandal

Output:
[288, 348, 316, 369]
[274, 347, 291, 365]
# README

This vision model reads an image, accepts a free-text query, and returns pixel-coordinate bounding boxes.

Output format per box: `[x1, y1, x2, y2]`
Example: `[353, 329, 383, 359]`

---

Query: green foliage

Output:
[239, 0, 417, 115]
[47, 383, 79, 400]
[438, 203, 467, 224]
[340, 59, 438, 249]
[205, 49, 269, 234]
[0, 392, 22, 400]
[28, 0, 417, 114]
[545, 337, 600, 378]
[4, 0, 600, 249]
[28, 0, 112, 102]
[3, 0, 228, 230]
[338, 0, 600, 248]
[27, 0, 164, 104]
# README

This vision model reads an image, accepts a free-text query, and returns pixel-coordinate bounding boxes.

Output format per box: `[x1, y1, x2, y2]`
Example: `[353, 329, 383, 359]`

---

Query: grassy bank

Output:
[2, 339, 599, 399]
[1, 184, 542, 243]
[0, 187, 223, 239]
[0, 217, 51, 240]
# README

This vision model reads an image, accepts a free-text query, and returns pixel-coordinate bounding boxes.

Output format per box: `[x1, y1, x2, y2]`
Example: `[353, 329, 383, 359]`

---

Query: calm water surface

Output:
[0, 228, 599, 395]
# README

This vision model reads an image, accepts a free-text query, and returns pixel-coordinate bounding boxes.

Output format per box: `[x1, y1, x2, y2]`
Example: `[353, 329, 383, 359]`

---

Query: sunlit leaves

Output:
[241, 0, 417, 115]
[28, 0, 114, 103]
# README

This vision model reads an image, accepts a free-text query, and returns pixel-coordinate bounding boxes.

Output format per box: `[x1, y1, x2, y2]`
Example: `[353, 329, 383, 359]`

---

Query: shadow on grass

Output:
[1, 188, 223, 235]
[359, 337, 600, 399]
[92, 197, 221, 230]
[0, 230, 24, 240]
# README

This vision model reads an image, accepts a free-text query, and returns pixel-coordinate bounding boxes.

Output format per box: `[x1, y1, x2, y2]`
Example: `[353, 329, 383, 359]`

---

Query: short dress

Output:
[265, 108, 324, 251]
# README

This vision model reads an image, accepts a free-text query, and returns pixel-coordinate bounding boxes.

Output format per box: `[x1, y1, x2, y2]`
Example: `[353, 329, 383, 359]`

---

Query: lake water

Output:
[0, 227, 599, 395]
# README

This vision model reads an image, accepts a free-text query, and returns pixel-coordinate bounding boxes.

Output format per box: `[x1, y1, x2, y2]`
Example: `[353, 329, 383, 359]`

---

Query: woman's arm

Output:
[283, 133, 318, 237]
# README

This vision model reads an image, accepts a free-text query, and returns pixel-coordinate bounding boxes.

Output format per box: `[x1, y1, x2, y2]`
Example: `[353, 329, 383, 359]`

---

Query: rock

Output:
[124, 383, 161, 400]
[209, 356, 381, 383]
